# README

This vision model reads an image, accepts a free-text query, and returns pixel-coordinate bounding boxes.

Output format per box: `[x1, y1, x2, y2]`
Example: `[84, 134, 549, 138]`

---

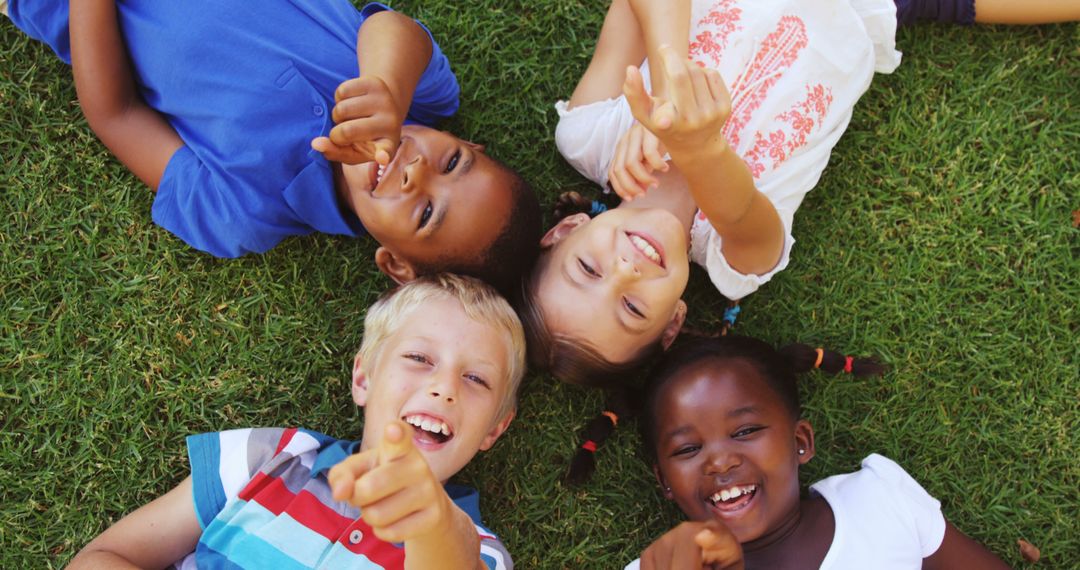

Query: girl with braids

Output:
[628, 334, 1009, 569]
[523, 0, 1080, 387]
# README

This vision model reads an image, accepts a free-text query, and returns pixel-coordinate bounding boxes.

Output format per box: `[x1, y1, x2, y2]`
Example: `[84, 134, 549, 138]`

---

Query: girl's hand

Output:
[311, 75, 403, 166]
[623, 45, 731, 162]
[608, 121, 670, 201]
[640, 520, 744, 570]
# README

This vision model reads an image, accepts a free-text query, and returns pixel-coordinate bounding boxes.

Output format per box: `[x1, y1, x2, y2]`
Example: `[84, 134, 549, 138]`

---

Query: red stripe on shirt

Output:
[274, 427, 298, 456]
[283, 490, 355, 540]
[339, 518, 406, 566]
[237, 473, 295, 515]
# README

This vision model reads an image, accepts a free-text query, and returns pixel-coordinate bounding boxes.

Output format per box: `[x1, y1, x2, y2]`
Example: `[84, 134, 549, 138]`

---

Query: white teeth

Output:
[629, 235, 661, 264]
[403, 414, 451, 437]
[711, 485, 756, 504]
[377, 163, 386, 184]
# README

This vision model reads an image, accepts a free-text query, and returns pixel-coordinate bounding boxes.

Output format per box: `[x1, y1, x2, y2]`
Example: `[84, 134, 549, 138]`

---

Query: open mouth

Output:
[627, 232, 665, 268]
[707, 484, 758, 514]
[402, 413, 453, 445]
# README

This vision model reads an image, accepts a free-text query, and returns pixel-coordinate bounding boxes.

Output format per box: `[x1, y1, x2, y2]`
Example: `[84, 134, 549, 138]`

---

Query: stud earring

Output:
[798, 449, 806, 455]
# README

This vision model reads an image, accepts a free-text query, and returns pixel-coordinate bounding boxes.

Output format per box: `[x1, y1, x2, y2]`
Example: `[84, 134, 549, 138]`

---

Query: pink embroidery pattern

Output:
[743, 84, 834, 177]
[689, 0, 743, 66]
[723, 15, 808, 149]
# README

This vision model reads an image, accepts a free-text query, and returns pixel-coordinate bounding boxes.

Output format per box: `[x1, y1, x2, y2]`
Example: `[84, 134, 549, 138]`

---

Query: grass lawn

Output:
[1, 2, 1077, 568]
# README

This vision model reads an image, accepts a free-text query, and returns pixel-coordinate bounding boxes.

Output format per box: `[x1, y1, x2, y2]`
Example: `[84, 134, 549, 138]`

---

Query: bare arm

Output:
[404, 504, 488, 570]
[922, 520, 1011, 570]
[67, 476, 202, 570]
[625, 47, 784, 275]
[973, 0, 1080, 24]
[315, 9, 433, 165]
[626, 0, 689, 99]
[69, 0, 183, 190]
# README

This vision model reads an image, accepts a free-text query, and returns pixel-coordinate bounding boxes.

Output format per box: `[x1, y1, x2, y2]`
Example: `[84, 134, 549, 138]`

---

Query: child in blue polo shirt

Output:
[4, 1, 540, 296]
[66, 274, 524, 569]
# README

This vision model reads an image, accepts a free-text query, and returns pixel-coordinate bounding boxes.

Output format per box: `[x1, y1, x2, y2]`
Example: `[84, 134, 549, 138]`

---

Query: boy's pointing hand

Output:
[311, 76, 402, 166]
[328, 420, 454, 543]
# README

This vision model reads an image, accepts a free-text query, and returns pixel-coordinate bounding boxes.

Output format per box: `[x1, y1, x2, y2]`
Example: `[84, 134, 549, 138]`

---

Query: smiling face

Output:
[650, 357, 814, 543]
[532, 208, 690, 366]
[352, 296, 514, 483]
[338, 125, 516, 282]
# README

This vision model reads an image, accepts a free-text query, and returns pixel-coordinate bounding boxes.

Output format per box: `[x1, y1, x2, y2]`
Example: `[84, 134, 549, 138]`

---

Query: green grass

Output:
[2, 3, 1077, 568]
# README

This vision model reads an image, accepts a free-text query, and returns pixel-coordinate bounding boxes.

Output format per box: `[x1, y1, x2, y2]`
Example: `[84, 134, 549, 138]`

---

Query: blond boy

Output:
[69, 274, 524, 569]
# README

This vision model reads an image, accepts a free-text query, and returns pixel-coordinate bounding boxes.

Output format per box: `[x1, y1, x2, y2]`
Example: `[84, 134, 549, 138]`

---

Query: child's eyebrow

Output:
[727, 405, 760, 418]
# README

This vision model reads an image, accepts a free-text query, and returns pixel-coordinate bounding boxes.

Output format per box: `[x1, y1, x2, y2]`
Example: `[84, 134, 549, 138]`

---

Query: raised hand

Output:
[311, 75, 403, 166]
[622, 45, 732, 162]
[328, 420, 454, 543]
[640, 520, 744, 570]
[608, 121, 670, 201]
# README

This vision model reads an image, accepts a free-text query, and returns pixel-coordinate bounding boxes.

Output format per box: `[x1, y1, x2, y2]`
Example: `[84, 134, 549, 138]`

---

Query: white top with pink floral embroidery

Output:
[555, 0, 902, 300]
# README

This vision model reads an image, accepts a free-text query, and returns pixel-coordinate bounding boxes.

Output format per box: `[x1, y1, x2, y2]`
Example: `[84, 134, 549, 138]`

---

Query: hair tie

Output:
[601, 411, 619, 427]
[722, 305, 741, 327]
[813, 348, 824, 369]
[589, 200, 608, 216]
[843, 356, 854, 374]
[581, 440, 598, 453]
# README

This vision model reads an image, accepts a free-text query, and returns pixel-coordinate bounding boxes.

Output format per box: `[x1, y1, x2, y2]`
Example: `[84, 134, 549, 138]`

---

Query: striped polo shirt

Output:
[174, 427, 512, 569]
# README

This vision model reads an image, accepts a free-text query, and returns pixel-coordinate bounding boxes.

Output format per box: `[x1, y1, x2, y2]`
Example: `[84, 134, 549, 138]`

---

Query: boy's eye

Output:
[464, 373, 490, 389]
[404, 353, 431, 365]
[445, 150, 461, 173]
[419, 202, 433, 229]
[732, 426, 764, 439]
[623, 297, 645, 318]
[578, 258, 600, 277]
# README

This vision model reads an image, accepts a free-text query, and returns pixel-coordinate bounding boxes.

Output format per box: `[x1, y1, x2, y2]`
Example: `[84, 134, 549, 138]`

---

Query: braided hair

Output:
[564, 331, 885, 484]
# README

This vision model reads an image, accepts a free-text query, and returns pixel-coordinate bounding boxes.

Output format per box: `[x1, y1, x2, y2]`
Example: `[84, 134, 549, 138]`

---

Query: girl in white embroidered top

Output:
[520, 0, 1080, 387]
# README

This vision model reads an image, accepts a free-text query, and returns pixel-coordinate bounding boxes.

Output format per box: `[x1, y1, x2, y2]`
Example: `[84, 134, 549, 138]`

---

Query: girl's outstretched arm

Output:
[567, 0, 648, 109]
[922, 521, 1010, 570]
[70, 0, 183, 190]
[625, 47, 784, 275]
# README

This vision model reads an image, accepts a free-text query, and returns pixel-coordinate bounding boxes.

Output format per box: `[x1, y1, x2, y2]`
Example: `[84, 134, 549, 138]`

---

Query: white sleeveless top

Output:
[555, 0, 902, 299]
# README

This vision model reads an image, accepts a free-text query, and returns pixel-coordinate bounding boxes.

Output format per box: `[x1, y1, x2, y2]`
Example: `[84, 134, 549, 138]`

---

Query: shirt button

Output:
[313, 105, 325, 116]
[349, 529, 363, 544]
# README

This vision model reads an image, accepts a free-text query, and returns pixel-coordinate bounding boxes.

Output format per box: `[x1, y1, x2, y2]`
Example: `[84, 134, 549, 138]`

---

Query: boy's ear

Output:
[477, 409, 515, 452]
[351, 353, 370, 407]
[540, 213, 590, 248]
[660, 300, 687, 351]
[375, 247, 418, 284]
[653, 464, 675, 500]
[794, 419, 815, 465]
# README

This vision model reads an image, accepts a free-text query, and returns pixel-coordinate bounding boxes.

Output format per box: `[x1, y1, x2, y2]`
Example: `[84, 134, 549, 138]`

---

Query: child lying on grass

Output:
[67, 274, 523, 569]
[629, 334, 1009, 569]
[4, 1, 540, 296]
[522, 0, 1080, 383]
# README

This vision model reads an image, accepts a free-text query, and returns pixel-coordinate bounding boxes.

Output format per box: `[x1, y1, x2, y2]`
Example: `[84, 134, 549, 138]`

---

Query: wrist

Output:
[669, 133, 732, 167]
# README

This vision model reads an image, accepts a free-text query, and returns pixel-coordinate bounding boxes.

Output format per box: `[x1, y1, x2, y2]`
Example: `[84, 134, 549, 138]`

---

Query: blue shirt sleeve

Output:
[152, 146, 311, 258]
[358, 3, 460, 126]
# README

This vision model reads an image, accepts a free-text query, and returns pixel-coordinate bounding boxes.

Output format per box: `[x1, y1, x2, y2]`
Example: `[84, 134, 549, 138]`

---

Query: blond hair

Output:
[358, 274, 526, 420]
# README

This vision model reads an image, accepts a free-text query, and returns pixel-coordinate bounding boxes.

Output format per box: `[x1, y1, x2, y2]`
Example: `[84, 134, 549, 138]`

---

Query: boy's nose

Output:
[427, 370, 458, 403]
[401, 156, 426, 193]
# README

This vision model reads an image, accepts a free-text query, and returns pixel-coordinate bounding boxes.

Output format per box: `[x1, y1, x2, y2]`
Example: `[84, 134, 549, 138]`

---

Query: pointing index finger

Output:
[378, 420, 415, 466]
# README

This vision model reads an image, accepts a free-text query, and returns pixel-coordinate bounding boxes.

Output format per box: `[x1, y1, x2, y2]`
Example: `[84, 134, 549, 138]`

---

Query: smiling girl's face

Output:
[532, 207, 691, 366]
[650, 357, 814, 544]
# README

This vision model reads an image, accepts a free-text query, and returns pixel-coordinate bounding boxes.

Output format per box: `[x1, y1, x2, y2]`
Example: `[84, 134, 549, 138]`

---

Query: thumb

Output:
[697, 520, 743, 570]
[373, 137, 398, 167]
[622, 66, 655, 124]
[378, 419, 415, 465]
